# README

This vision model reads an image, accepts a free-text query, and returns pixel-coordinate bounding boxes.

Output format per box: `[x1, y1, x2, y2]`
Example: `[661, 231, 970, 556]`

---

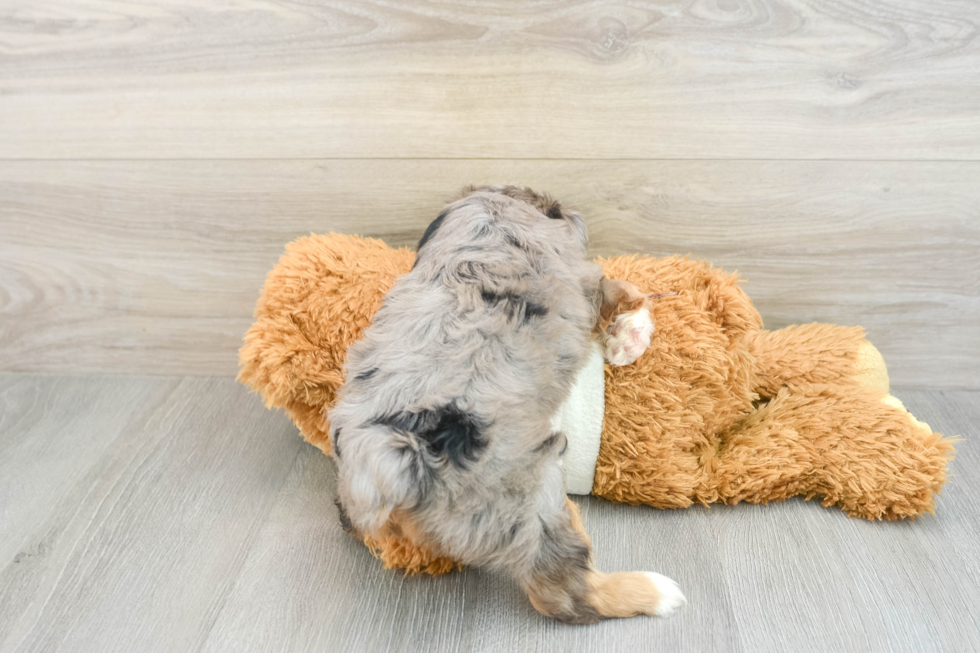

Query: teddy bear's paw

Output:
[644, 572, 687, 616]
[602, 306, 654, 366]
[883, 394, 934, 435]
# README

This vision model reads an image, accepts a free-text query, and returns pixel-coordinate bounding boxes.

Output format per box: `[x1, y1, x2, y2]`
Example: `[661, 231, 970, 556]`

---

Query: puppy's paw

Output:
[587, 570, 686, 618]
[602, 307, 654, 366]
[643, 572, 687, 616]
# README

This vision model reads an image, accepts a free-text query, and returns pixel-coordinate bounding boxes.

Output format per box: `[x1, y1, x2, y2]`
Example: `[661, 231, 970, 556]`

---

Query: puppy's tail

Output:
[336, 425, 428, 535]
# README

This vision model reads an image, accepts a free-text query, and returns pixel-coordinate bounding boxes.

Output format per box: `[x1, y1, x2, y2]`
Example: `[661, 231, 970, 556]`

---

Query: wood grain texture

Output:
[2, 0, 977, 649]
[2, 159, 977, 386]
[0, 376, 169, 569]
[1, 376, 977, 652]
[0, 376, 305, 653]
[1, 0, 979, 159]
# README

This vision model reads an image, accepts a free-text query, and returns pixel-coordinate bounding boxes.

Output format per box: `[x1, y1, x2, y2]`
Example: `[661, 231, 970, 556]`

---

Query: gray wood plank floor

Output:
[0, 375, 976, 652]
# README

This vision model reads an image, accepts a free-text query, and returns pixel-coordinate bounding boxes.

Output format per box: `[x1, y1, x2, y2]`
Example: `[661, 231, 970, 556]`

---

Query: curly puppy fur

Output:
[328, 187, 682, 622]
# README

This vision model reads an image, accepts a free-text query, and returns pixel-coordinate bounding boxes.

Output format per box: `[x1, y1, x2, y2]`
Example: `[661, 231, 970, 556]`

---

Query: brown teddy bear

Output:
[239, 232, 955, 575]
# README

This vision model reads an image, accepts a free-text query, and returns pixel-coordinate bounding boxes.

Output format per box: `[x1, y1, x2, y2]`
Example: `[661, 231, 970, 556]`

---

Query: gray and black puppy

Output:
[329, 186, 685, 623]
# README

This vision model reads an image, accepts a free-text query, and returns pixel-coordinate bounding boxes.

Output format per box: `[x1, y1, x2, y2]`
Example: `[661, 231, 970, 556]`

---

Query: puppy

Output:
[328, 186, 685, 623]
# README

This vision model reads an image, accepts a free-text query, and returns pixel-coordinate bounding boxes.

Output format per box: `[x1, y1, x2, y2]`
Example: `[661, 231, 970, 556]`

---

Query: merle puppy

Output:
[329, 186, 685, 623]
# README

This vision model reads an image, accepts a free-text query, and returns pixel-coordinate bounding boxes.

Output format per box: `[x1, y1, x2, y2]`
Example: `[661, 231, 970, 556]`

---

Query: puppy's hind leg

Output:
[518, 498, 686, 623]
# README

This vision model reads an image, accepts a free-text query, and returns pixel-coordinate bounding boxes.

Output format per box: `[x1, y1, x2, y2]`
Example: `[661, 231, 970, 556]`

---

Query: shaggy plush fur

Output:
[592, 255, 953, 520]
[239, 233, 956, 575]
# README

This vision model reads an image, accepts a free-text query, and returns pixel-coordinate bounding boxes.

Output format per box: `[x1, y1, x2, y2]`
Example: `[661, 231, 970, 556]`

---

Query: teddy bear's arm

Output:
[238, 234, 415, 454]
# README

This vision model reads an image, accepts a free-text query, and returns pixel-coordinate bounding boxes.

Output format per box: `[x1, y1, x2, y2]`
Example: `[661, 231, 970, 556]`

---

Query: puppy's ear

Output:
[456, 184, 482, 200]
[598, 278, 648, 328]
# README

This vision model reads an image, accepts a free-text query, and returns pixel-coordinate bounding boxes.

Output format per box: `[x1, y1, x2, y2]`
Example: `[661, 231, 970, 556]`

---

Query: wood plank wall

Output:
[1, 1, 978, 387]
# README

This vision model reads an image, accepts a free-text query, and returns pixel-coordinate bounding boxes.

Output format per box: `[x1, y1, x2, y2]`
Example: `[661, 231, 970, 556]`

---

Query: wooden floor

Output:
[0, 375, 977, 653]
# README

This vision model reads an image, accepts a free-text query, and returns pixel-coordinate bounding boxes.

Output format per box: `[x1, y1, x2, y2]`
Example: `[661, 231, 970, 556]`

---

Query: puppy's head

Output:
[459, 185, 589, 252]
[459, 185, 567, 221]
[413, 186, 589, 272]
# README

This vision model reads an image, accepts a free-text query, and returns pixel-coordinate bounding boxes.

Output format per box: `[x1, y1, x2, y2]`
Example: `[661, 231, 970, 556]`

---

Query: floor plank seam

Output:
[192, 438, 307, 653]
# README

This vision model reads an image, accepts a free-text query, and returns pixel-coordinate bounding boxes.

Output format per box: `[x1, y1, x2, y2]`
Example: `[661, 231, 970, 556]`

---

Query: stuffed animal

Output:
[239, 232, 955, 575]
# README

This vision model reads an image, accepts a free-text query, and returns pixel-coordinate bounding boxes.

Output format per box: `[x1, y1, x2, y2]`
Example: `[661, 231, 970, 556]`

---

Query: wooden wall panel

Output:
[1, 0, 978, 159]
[2, 159, 977, 386]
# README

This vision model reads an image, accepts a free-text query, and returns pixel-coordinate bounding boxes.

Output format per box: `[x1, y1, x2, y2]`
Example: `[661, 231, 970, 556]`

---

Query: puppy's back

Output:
[329, 192, 601, 543]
